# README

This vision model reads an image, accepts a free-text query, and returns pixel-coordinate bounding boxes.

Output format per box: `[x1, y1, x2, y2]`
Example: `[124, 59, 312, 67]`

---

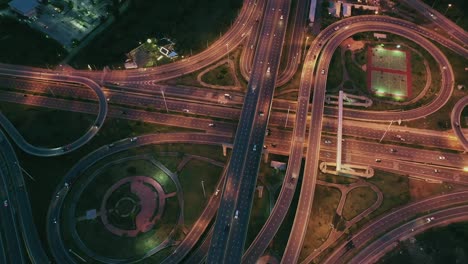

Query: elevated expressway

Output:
[0, 11, 466, 264]
[207, 0, 293, 262]
[451, 96, 468, 151]
[0, 66, 107, 157]
[240, 0, 309, 87]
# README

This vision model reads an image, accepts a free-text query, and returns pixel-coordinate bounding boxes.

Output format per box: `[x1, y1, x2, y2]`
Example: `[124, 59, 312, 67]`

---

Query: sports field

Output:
[367, 46, 412, 99]
[370, 46, 407, 71]
[371, 71, 408, 99]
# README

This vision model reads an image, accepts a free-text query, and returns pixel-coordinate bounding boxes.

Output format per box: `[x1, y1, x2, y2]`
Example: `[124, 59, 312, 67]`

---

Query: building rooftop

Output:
[9, 0, 39, 15]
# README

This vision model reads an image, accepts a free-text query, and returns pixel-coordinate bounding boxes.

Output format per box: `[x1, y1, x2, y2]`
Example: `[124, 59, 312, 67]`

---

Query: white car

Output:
[3, 200, 7, 207]
[235, 210, 239, 219]
[321, 69, 325, 75]
[324, 140, 332, 144]
[438, 156, 446, 160]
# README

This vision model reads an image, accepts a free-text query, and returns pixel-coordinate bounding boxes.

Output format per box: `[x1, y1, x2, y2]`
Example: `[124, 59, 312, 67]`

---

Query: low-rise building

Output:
[9, 0, 39, 18]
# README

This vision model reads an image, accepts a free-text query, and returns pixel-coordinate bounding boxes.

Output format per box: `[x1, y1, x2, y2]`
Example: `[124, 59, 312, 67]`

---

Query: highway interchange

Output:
[0, 0, 467, 263]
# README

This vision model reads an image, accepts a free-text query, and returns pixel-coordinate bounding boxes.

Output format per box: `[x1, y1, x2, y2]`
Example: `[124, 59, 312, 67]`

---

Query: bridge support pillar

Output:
[222, 144, 227, 157]
[336, 90, 344, 172]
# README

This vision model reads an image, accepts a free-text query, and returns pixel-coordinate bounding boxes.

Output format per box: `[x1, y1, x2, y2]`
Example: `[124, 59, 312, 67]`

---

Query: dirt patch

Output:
[340, 38, 365, 51]
[408, 179, 452, 201]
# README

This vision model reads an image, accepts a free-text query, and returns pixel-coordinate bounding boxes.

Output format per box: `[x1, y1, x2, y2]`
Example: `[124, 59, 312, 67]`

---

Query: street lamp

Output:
[444, 4, 452, 15]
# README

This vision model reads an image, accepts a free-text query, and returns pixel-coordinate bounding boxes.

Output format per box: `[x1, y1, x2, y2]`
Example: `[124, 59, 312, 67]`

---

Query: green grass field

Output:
[201, 63, 236, 86]
[178, 158, 223, 227]
[300, 185, 341, 261]
[342, 186, 377, 221]
[380, 222, 468, 264]
[71, 197, 179, 259]
[326, 47, 344, 91]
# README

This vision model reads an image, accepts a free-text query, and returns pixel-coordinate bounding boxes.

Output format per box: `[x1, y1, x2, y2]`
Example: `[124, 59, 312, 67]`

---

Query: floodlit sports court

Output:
[367, 45, 412, 99]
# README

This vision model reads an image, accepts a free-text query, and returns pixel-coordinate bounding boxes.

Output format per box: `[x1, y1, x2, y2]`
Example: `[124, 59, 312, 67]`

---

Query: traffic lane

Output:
[349, 205, 468, 264]
[0, 169, 25, 264]
[323, 190, 468, 264]
[209, 0, 289, 261]
[341, 139, 468, 167]
[451, 95, 468, 151]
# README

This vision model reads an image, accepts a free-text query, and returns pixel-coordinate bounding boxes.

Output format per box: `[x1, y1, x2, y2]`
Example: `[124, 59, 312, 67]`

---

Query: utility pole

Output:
[160, 88, 169, 113]
[201, 180, 206, 198]
[379, 120, 393, 143]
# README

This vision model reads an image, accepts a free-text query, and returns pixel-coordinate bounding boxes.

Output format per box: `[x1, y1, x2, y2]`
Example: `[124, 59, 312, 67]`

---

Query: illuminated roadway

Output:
[0, 4, 466, 264]
[207, 0, 292, 262]
[401, 0, 468, 45]
[451, 95, 468, 152]
[349, 205, 468, 264]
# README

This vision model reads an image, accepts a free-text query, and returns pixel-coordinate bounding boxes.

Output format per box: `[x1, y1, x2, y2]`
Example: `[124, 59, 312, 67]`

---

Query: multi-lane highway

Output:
[451, 96, 468, 151]
[323, 190, 468, 264]
[208, 0, 292, 262]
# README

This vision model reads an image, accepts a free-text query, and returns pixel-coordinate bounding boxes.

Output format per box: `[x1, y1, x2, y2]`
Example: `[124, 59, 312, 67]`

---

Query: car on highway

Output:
[208, 123, 215, 127]
[434, 169, 440, 173]
[265, 128, 271, 136]
[130, 137, 138, 142]
[375, 159, 381, 163]
[183, 109, 190, 113]
[259, 111, 264, 116]
[267, 67, 270, 73]
[271, 143, 277, 148]
[324, 140, 332, 144]
[280, 15, 283, 20]
[215, 189, 220, 196]
[263, 145, 267, 149]
[253, 145, 257, 151]
[321, 69, 325, 75]
[108, 143, 114, 148]
[235, 210, 239, 219]
[3, 200, 7, 207]
[438, 156, 446, 160]
[390, 148, 397, 153]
